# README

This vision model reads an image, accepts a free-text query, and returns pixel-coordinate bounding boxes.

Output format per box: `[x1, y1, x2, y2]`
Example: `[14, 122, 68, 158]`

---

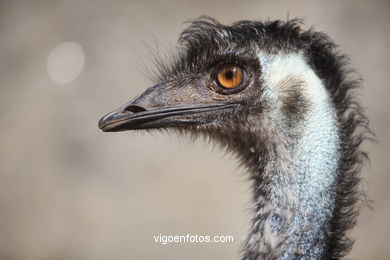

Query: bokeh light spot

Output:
[47, 42, 85, 85]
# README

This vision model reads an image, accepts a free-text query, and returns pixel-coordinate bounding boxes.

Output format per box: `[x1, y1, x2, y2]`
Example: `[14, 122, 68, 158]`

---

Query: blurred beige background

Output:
[0, 0, 389, 259]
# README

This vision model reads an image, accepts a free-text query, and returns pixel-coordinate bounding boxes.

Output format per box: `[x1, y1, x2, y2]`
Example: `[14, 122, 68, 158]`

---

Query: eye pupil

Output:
[225, 70, 234, 79]
[216, 65, 243, 89]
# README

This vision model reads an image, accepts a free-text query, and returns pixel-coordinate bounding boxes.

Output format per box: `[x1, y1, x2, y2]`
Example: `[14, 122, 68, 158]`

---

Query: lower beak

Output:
[98, 103, 235, 132]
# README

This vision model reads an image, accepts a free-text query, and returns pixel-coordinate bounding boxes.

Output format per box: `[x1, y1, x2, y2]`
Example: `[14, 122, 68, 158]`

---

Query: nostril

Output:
[124, 105, 147, 113]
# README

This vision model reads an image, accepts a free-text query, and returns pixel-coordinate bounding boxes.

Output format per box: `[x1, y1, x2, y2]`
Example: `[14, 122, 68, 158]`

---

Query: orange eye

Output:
[216, 65, 243, 89]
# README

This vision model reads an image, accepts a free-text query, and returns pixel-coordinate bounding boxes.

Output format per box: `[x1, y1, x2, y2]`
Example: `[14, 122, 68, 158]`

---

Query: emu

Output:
[99, 17, 370, 260]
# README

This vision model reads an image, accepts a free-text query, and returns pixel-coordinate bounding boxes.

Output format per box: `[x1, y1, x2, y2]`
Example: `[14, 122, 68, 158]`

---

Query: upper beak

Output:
[98, 84, 235, 132]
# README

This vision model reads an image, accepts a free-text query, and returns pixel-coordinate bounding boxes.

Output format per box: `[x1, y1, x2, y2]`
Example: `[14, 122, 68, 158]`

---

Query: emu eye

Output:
[216, 65, 243, 89]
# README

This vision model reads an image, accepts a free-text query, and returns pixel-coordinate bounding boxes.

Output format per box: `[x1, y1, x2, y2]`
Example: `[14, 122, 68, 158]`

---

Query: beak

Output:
[98, 84, 236, 132]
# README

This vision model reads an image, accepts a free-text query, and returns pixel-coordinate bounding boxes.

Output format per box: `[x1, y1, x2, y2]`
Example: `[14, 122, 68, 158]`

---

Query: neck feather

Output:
[243, 53, 340, 260]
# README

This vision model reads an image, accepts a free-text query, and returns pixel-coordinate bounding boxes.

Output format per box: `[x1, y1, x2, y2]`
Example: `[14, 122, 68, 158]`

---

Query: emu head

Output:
[99, 18, 313, 156]
[99, 17, 334, 168]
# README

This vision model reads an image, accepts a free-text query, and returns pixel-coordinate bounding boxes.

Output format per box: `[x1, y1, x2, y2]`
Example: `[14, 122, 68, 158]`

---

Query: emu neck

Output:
[243, 54, 340, 259]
